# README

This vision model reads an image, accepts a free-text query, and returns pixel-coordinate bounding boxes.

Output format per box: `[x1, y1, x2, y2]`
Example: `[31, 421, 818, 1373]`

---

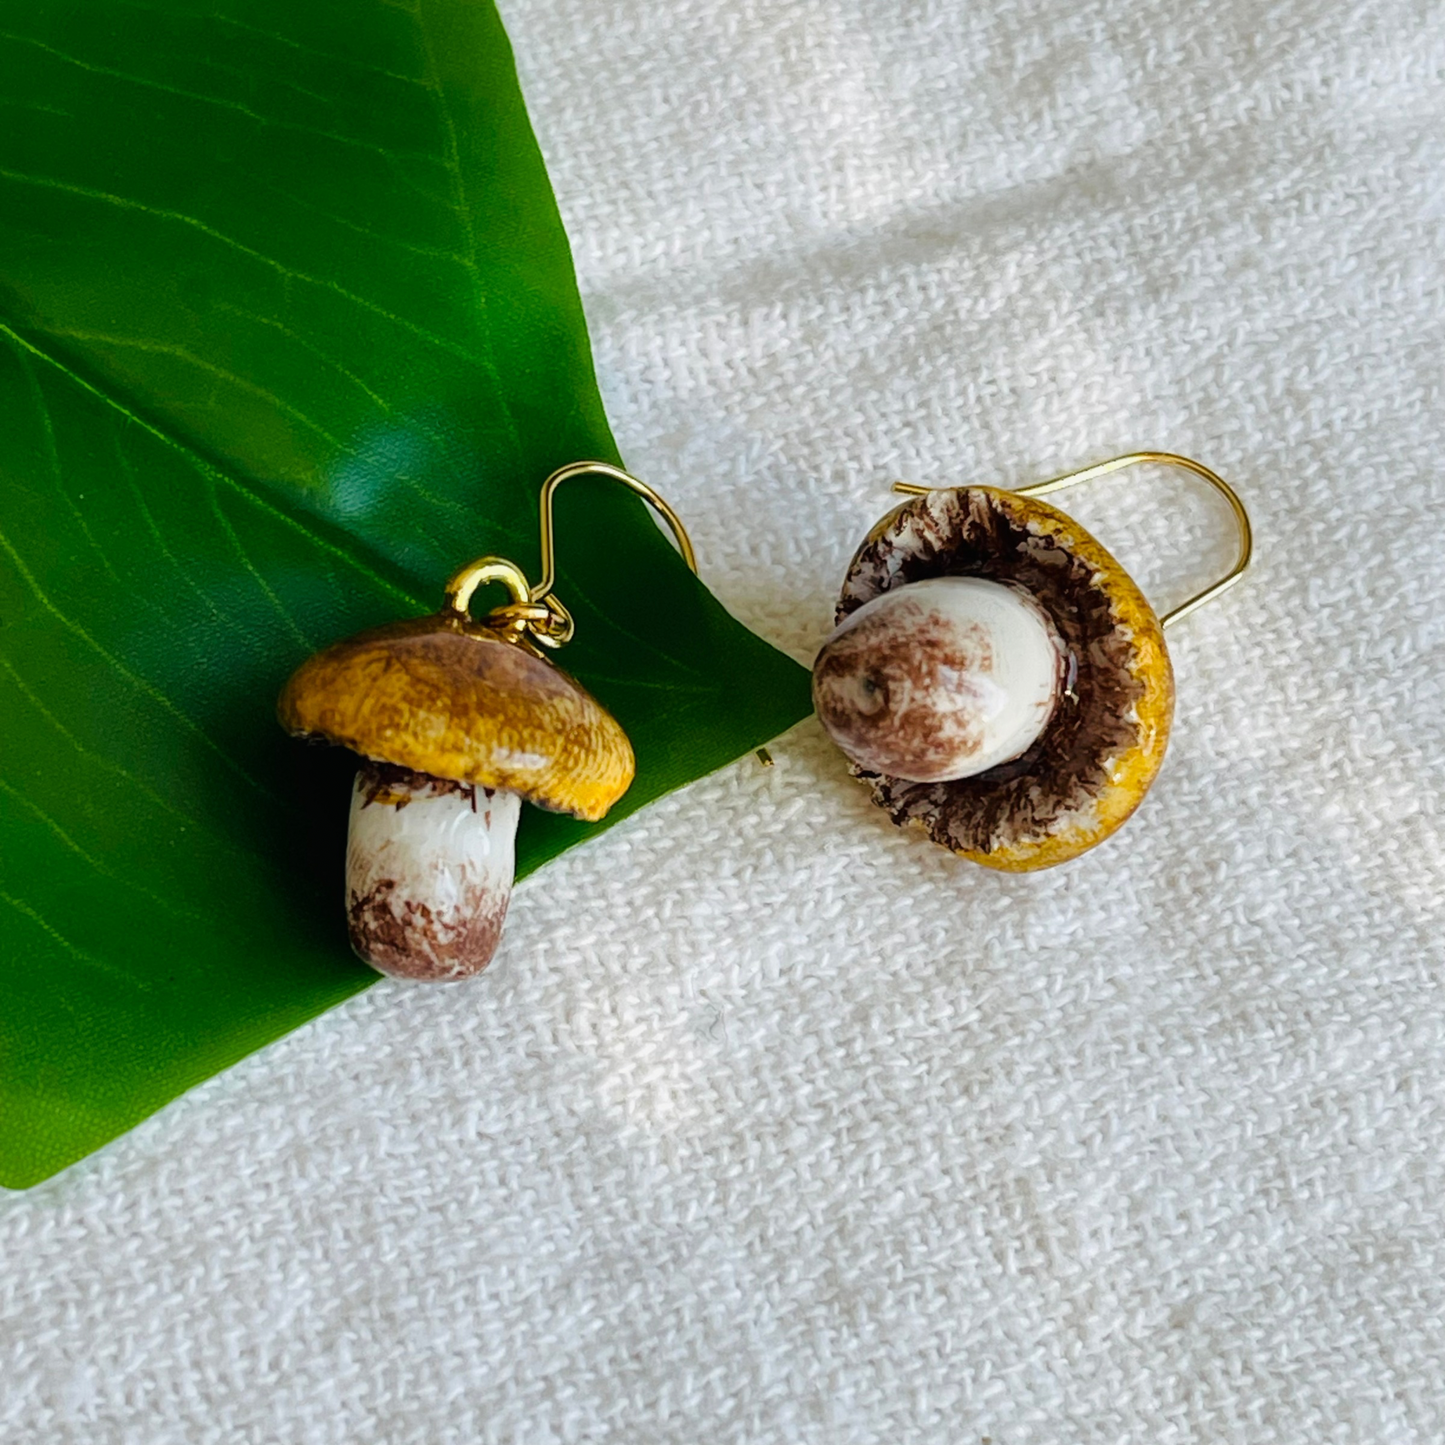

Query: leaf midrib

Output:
[0, 316, 422, 610]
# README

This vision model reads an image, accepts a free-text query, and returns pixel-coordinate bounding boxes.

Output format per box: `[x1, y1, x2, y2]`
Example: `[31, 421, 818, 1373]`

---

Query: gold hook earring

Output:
[814, 452, 1253, 871]
[277, 461, 696, 982]
[894, 451, 1253, 626]
[444, 459, 699, 652]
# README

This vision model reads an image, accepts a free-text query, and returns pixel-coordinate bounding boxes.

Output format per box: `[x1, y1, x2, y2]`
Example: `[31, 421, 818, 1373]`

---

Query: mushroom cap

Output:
[277, 614, 634, 822]
[833, 486, 1174, 871]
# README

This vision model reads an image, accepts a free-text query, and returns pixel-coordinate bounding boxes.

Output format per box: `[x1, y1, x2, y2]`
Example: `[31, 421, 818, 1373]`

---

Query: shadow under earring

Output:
[812, 452, 1252, 870]
[277, 461, 697, 981]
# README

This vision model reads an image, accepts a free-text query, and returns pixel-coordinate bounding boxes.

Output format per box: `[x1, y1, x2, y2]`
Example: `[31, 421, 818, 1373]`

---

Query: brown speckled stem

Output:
[344, 761, 521, 981]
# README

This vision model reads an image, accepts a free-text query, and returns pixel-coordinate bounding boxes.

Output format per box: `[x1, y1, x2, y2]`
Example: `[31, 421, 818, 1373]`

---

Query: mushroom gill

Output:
[824, 485, 1174, 871]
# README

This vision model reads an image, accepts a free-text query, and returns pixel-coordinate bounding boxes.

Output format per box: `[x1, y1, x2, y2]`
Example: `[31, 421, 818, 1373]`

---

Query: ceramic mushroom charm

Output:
[279, 593, 631, 980]
[812, 456, 1251, 870]
[277, 460, 700, 981]
[278, 603, 632, 980]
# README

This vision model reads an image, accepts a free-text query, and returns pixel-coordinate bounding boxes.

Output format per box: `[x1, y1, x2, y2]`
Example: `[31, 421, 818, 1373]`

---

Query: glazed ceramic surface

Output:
[813, 575, 1069, 783]
[279, 616, 634, 823]
[345, 765, 522, 982]
[830, 486, 1174, 870]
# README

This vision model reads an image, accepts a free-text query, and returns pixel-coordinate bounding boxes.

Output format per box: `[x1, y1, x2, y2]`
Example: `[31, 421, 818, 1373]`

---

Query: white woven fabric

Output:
[4, 0, 1445, 1439]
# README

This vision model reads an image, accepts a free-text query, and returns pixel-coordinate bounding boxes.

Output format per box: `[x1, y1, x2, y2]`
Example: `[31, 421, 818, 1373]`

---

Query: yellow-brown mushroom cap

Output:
[835, 486, 1173, 871]
[277, 615, 634, 822]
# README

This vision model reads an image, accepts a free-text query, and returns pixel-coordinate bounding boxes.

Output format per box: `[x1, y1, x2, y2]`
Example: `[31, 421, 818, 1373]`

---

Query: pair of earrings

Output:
[278, 454, 1251, 981]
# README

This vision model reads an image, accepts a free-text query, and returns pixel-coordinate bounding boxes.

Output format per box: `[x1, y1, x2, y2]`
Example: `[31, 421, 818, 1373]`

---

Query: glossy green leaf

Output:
[0, 0, 811, 1187]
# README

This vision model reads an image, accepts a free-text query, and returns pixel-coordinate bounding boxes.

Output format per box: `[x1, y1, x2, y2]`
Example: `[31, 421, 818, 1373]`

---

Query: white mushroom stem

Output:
[813, 576, 1069, 783]
[344, 762, 522, 981]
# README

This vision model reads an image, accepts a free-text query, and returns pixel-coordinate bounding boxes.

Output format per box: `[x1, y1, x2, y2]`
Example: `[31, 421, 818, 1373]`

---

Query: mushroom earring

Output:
[277, 461, 697, 982]
[812, 452, 1253, 869]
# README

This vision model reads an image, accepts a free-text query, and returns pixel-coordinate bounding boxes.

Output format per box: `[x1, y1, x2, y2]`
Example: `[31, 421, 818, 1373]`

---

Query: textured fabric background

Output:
[3, 0, 1444, 1440]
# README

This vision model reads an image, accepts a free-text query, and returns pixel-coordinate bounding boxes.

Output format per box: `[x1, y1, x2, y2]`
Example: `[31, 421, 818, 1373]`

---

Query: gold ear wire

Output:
[893, 451, 1252, 629]
[444, 460, 699, 652]
[533, 461, 698, 604]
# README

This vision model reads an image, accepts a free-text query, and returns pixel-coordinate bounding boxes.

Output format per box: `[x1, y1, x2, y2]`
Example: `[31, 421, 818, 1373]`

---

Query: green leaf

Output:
[0, 0, 811, 1187]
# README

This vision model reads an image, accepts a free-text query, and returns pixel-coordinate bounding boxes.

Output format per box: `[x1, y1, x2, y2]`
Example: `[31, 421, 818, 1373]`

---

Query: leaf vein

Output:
[0, 778, 207, 923]
[0, 320, 421, 612]
[200, 8, 431, 90]
[0, 889, 136, 984]
[0, 516, 274, 798]
[203, 478, 313, 651]
[410, 0, 521, 462]
[45, 327, 353, 457]
[0, 166, 484, 366]
[0, 656, 255, 855]
[112, 430, 269, 652]
[257, 180, 471, 266]
[0, 28, 441, 165]
[14, 344, 127, 590]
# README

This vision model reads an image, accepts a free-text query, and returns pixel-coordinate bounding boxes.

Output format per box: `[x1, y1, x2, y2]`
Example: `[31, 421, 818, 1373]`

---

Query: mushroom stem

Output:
[344, 761, 522, 981]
